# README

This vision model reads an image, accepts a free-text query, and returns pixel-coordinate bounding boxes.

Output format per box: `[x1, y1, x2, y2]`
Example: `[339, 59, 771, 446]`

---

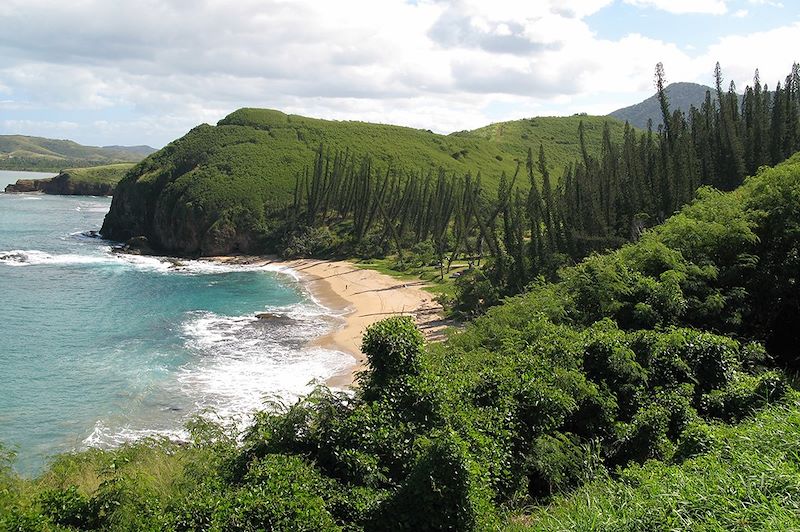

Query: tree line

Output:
[280, 63, 800, 313]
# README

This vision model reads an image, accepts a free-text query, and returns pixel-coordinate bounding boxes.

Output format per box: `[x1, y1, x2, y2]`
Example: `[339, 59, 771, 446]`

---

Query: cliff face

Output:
[99, 125, 270, 256]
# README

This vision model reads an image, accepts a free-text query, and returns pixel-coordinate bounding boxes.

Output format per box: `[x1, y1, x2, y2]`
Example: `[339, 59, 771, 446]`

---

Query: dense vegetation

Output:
[99, 109, 625, 255]
[271, 64, 800, 322]
[56, 164, 133, 188]
[0, 136, 153, 172]
[3, 146, 799, 530]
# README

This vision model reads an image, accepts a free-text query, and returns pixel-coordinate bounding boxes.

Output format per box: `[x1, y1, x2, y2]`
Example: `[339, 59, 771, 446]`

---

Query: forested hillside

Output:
[0, 135, 154, 172]
[4, 148, 800, 531]
[99, 109, 625, 255]
[216, 63, 799, 322]
[101, 63, 800, 280]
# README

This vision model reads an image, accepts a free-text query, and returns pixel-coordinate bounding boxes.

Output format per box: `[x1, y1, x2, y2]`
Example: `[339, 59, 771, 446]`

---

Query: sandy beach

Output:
[214, 256, 446, 387]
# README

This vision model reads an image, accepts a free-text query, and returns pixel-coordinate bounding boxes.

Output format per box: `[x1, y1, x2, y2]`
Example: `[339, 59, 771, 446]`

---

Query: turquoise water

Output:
[0, 171, 351, 475]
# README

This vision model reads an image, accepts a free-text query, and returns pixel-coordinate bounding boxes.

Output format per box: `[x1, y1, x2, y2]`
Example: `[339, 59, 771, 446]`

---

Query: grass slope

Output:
[0, 135, 154, 172]
[465, 114, 621, 172]
[101, 108, 626, 254]
[58, 163, 134, 187]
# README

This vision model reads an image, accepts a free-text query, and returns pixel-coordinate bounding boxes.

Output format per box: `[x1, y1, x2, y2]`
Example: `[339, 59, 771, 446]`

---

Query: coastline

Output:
[213, 256, 447, 388]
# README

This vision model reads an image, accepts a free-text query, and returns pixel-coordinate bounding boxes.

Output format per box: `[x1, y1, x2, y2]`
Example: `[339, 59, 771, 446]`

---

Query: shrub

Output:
[282, 226, 341, 258]
[219, 454, 338, 531]
[701, 370, 787, 422]
[524, 433, 602, 498]
[360, 316, 425, 391]
[370, 430, 497, 531]
[673, 422, 716, 462]
[612, 403, 674, 467]
[38, 485, 97, 529]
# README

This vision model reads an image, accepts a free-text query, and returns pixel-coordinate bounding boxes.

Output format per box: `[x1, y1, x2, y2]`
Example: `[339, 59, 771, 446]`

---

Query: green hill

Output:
[0, 135, 155, 172]
[101, 108, 626, 255]
[511, 395, 800, 530]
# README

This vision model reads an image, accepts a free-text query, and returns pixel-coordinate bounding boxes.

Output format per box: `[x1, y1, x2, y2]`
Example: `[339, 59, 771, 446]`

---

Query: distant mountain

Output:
[609, 82, 714, 129]
[102, 145, 158, 158]
[0, 135, 155, 172]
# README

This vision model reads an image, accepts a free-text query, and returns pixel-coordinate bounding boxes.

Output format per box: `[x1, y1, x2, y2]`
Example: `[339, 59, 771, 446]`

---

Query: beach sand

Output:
[213, 257, 447, 388]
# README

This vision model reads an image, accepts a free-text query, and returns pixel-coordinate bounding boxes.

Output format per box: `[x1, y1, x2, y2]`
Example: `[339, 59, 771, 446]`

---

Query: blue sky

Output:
[0, 0, 797, 147]
[589, 1, 792, 50]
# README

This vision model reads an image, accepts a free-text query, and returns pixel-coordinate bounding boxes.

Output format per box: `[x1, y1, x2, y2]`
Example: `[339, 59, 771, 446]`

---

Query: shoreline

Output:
[212, 256, 447, 388]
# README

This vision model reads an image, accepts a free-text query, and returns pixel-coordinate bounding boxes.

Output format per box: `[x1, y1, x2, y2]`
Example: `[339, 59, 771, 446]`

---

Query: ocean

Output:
[0, 170, 352, 475]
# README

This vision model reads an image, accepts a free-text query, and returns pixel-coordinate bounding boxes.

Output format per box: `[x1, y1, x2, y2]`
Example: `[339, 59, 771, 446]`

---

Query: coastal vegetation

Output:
[101, 64, 800, 287]
[3, 144, 800, 530]
[0, 136, 153, 173]
[2, 63, 799, 530]
[4, 164, 133, 195]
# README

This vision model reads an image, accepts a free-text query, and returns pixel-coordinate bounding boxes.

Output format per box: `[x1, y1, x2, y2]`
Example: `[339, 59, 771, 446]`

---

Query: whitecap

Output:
[177, 309, 353, 424]
[0, 249, 115, 267]
[83, 420, 190, 448]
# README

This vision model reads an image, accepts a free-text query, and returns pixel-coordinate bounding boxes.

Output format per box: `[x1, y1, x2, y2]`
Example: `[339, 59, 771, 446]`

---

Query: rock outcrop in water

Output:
[4, 179, 42, 193]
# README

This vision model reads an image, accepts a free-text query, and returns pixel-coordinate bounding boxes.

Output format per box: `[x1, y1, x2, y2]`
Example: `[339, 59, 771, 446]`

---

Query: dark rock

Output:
[255, 312, 296, 324]
[117, 235, 157, 255]
[42, 173, 115, 196]
[4, 178, 48, 193]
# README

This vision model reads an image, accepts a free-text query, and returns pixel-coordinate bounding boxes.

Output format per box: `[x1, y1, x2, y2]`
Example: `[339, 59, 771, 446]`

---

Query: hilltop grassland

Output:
[100, 109, 626, 255]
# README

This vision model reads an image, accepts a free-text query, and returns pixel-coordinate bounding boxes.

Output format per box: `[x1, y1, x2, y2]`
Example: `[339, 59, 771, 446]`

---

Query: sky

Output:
[0, 0, 797, 148]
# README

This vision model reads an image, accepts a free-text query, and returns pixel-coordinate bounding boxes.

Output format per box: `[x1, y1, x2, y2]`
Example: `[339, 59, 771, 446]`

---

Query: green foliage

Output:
[701, 370, 787, 422]
[38, 486, 97, 529]
[282, 226, 343, 258]
[59, 163, 134, 186]
[511, 396, 800, 531]
[101, 108, 624, 255]
[5, 148, 800, 529]
[218, 455, 339, 531]
[371, 430, 498, 531]
[360, 316, 425, 390]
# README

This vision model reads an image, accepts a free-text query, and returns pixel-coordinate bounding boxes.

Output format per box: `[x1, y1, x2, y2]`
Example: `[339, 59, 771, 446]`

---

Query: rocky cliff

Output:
[4, 164, 131, 196]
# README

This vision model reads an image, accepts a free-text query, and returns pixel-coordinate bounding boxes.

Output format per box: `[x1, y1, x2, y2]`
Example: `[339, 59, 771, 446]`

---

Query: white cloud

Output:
[699, 22, 800, 89]
[748, 0, 783, 6]
[733, 9, 749, 17]
[624, 0, 728, 14]
[0, 0, 795, 147]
